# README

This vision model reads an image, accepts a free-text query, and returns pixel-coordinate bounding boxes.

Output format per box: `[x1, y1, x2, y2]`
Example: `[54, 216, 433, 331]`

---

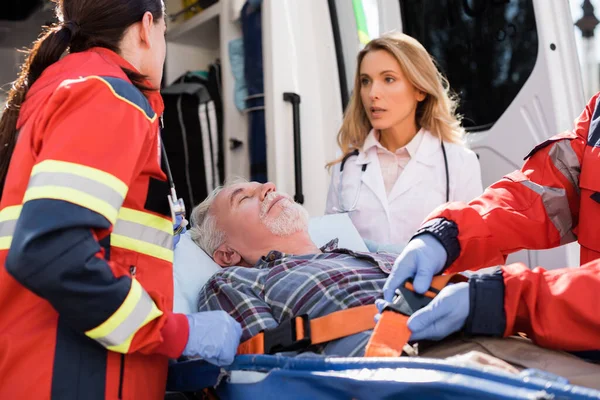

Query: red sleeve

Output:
[428, 94, 597, 273]
[28, 76, 153, 225]
[502, 260, 600, 351]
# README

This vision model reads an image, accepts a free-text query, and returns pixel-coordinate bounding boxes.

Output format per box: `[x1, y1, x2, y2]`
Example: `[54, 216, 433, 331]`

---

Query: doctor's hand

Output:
[381, 234, 448, 303]
[182, 311, 243, 366]
[407, 282, 469, 341]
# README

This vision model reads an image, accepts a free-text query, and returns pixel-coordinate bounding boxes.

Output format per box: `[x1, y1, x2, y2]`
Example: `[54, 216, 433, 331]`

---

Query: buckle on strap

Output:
[383, 279, 438, 317]
[263, 314, 311, 354]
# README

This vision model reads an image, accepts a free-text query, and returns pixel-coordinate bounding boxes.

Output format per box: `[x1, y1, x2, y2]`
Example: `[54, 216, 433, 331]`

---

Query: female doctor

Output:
[325, 33, 483, 247]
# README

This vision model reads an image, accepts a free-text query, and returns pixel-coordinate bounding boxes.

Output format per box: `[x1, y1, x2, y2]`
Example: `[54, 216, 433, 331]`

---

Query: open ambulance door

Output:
[261, 0, 344, 216]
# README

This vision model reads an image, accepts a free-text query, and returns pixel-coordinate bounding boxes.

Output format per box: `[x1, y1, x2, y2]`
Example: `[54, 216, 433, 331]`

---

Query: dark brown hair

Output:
[0, 0, 164, 197]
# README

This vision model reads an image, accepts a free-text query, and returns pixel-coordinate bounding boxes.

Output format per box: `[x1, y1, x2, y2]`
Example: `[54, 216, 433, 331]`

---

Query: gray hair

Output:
[188, 177, 247, 256]
[188, 186, 226, 256]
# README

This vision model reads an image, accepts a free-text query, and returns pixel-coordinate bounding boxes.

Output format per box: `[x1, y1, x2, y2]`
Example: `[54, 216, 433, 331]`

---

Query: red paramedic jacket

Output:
[0, 48, 189, 399]
[426, 93, 600, 352]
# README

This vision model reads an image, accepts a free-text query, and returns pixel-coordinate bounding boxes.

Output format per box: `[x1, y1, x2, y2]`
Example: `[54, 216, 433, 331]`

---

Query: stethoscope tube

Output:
[337, 142, 450, 213]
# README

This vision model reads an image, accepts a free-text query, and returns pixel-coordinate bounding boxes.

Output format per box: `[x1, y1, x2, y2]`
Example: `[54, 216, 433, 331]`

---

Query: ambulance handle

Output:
[283, 92, 304, 204]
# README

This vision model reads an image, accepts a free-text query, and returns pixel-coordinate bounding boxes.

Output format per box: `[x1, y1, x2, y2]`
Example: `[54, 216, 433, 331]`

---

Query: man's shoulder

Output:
[203, 265, 264, 287]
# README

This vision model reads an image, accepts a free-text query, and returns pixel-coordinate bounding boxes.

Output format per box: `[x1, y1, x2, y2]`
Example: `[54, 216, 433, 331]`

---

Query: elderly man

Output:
[189, 180, 393, 356]
[186, 180, 600, 387]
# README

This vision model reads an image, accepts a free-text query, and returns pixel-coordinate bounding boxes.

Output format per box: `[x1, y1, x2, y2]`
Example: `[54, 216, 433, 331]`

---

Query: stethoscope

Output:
[334, 141, 449, 213]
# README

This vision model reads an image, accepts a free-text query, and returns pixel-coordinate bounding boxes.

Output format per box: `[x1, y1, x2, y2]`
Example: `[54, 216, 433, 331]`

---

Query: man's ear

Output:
[213, 243, 243, 267]
[139, 11, 155, 49]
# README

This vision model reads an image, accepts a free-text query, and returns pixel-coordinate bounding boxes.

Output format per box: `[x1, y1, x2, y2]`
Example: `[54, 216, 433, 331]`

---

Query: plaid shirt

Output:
[197, 239, 398, 356]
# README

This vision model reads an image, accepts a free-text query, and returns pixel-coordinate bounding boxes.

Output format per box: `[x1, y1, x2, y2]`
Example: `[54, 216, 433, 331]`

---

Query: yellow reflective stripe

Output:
[0, 237, 12, 251]
[85, 76, 157, 123]
[111, 234, 173, 262]
[0, 205, 22, 222]
[106, 300, 163, 353]
[32, 160, 128, 198]
[25, 160, 128, 224]
[111, 208, 173, 261]
[117, 208, 172, 234]
[23, 186, 119, 225]
[85, 279, 163, 354]
[0, 205, 22, 250]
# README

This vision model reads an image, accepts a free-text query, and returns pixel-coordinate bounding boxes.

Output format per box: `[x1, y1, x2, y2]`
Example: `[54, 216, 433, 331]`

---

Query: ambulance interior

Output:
[2, 0, 599, 398]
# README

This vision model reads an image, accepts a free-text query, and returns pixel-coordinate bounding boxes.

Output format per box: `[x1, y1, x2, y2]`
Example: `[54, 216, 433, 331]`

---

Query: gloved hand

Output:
[182, 311, 243, 366]
[407, 281, 469, 341]
[381, 234, 448, 303]
[173, 214, 188, 248]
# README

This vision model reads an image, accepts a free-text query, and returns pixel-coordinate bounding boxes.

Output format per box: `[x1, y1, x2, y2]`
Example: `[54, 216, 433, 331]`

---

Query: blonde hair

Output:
[327, 32, 464, 168]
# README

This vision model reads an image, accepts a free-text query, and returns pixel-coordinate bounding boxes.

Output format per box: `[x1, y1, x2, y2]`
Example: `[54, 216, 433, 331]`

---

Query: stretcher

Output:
[167, 355, 600, 399]
[171, 219, 600, 399]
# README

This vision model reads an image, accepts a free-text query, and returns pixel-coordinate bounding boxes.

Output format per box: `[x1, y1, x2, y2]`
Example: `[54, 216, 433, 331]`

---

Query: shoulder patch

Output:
[90, 76, 156, 121]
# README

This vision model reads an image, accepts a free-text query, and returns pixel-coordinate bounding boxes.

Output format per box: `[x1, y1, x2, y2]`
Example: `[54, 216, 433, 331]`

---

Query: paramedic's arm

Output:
[467, 261, 600, 351]
[5, 78, 188, 358]
[424, 95, 595, 272]
[197, 272, 277, 341]
[324, 162, 341, 214]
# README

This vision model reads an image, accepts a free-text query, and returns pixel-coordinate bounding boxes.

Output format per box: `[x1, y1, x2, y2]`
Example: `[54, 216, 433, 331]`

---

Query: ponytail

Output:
[0, 24, 76, 198]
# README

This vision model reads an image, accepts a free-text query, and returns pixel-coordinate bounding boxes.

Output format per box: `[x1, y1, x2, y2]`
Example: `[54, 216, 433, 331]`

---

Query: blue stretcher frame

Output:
[167, 355, 600, 399]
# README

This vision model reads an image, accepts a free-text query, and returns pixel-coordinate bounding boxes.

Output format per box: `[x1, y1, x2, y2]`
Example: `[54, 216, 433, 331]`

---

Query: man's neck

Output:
[256, 232, 322, 262]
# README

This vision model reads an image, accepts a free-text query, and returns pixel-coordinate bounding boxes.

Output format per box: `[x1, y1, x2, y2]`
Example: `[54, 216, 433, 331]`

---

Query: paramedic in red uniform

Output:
[377, 93, 600, 353]
[0, 1, 241, 399]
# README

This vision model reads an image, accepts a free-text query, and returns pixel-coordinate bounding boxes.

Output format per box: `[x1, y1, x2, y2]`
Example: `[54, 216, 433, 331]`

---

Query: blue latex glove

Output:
[381, 234, 448, 304]
[182, 311, 243, 366]
[407, 282, 469, 341]
[173, 214, 188, 248]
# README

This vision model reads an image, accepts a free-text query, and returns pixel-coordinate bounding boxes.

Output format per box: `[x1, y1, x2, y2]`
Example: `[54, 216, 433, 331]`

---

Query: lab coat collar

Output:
[357, 129, 441, 166]
[362, 129, 424, 158]
[413, 130, 443, 167]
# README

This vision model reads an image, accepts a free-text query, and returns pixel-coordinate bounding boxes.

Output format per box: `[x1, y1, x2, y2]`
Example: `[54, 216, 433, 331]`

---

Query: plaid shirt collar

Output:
[254, 238, 394, 274]
[255, 239, 340, 268]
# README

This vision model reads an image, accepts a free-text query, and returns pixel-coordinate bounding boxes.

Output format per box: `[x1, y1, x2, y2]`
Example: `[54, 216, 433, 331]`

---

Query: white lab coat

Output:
[325, 129, 483, 245]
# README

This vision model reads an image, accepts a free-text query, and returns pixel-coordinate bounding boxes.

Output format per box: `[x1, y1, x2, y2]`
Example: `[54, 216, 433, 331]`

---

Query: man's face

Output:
[212, 181, 310, 264]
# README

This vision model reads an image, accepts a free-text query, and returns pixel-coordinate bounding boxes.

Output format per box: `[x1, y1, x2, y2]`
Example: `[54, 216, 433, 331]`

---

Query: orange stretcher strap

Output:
[364, 312, 410, 357]
[237, 304, 378, 355]
[364, 273, 467, 357]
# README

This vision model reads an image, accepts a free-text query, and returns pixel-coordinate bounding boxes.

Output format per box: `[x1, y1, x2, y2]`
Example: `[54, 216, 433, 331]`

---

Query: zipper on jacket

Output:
[130, 265, 136, 278]
[118, 354, 125, 399]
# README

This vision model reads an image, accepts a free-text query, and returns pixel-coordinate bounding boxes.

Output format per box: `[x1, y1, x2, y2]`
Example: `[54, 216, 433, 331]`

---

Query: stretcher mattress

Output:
[167, 355, 600, 399]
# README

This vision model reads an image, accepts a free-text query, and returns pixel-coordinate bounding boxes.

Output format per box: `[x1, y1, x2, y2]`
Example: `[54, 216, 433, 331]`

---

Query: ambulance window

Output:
[399, 0, 539, 132]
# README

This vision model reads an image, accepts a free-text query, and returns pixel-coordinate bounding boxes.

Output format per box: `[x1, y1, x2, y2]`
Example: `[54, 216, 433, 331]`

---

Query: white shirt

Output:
[325, 129, 483, 245]
[366, 130, 424, 195]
